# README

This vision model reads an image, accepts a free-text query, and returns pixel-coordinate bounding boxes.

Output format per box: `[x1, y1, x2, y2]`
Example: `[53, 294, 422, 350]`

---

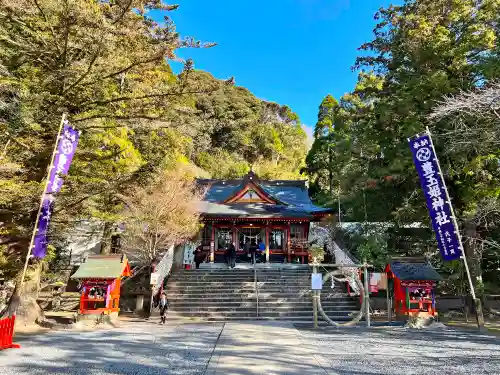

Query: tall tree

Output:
[306, 0, 500, 285]
[0, 0, 217, 315]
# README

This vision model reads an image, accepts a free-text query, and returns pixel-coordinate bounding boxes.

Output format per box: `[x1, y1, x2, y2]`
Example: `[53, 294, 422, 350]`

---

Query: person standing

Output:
[228, 242, 236, 268]
[258, 240, 266, 263]
[244, 239, 251, 260]
[193, 246, 205, 269]
[158, 292, 168, 324]
[250, 240, 257, 265]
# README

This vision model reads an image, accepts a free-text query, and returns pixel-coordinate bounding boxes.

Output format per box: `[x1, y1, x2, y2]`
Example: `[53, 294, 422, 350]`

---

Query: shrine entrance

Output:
[196, 171, 334, 264]
[203, 222, 309, 264]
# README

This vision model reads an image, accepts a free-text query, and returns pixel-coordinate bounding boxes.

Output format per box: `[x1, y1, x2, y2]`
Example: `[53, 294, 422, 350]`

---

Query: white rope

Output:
[317, 269, 365, 327]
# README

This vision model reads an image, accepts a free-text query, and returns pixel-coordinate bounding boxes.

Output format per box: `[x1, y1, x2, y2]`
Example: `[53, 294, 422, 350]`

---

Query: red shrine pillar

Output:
[287, 221, 291, 263]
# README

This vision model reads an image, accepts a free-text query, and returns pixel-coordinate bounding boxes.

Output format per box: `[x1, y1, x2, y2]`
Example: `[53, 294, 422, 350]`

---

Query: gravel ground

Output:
[2, 321, 500, 374]
[1, 322, 223, 375]
[296, 326, 500, 375]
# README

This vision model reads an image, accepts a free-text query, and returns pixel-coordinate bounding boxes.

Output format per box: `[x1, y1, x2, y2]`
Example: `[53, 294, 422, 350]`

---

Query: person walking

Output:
[158, 292, 168, 324]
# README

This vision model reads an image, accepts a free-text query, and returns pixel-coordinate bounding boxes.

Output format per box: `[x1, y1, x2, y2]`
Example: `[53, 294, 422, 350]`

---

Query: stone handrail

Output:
[152, 244, 174, 295]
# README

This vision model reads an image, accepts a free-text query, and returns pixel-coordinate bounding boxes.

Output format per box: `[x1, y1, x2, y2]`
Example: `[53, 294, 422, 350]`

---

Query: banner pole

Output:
[19, 114, 67, 293]
[425, 127, 484, 330]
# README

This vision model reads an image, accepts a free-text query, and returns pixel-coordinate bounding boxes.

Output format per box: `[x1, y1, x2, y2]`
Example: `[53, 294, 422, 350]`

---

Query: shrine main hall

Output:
[197, 171, 333, 264]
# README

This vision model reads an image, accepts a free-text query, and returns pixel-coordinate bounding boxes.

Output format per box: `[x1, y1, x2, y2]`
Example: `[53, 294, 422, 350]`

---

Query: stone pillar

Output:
[135, 294, 144, 313]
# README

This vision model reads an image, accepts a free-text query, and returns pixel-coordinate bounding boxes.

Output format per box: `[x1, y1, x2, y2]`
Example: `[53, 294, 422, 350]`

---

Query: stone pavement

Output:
[2, 320, 500, 374]
[205, 322, 326, 374]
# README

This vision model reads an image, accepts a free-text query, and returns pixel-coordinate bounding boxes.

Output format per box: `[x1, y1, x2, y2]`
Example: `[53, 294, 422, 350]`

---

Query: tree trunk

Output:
[0, 270, 22, 318]
[0, 261, 42, 320]
[100, 222, 113, 254]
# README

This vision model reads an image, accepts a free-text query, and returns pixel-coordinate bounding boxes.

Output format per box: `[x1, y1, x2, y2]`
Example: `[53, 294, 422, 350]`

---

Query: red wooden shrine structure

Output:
[71, 254, 131, 315]
[385, 257, 441, 317]
[197, 171, 334, 264]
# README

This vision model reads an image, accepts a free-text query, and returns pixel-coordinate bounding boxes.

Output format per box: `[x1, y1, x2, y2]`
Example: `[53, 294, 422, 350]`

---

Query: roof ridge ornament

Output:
[244, 170, 258, 182]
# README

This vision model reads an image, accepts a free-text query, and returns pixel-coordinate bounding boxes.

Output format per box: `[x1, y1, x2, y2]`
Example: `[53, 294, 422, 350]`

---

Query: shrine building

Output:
[197, 171, 334, 264]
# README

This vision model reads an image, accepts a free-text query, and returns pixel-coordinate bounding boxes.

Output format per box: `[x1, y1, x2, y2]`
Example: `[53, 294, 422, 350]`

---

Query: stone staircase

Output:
[165, 265, 359, 322]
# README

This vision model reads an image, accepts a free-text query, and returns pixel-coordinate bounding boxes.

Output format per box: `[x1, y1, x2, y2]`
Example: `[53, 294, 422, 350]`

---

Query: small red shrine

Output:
[385, 257, 442, 318]
[71, 254, 131, 316]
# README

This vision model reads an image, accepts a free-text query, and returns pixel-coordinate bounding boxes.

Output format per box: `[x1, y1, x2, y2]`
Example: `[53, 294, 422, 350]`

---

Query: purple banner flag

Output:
[32, 120, 80, 258]
[409, 134, 462, 261]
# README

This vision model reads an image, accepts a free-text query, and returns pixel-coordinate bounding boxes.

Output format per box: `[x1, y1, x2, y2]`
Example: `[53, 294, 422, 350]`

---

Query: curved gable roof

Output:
[197, 172, 333, 219]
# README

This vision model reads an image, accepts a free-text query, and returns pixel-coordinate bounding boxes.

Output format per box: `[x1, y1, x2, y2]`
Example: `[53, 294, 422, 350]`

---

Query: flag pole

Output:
[19, 114, 67, 292]
[425, 127, 484, 330]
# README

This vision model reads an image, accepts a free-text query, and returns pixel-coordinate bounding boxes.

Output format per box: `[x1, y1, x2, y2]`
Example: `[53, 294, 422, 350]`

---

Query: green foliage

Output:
[0, 1, 306, 281]
[307, 0, 500, 290]
[188, 72, 308, 179]
[195, 149, 250, 179]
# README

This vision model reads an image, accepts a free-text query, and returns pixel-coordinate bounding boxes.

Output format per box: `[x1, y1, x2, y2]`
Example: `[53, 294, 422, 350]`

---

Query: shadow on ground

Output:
[2, 320, 500, 374]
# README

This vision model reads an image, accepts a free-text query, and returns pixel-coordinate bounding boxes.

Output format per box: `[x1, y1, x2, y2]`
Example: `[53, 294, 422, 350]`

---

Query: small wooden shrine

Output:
[71, 254, 131, 317]
[385, 257, 442, 318]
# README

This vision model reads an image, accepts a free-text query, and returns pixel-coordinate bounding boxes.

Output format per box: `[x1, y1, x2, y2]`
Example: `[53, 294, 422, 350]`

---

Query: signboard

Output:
[311, 273, 323, 290]
[150, 272, 159, 285]
[409, 133, 462, 261]
[183, 242, 195, 265]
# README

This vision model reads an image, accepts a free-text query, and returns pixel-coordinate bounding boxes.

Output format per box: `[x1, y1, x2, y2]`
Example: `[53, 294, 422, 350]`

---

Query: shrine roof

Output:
[71, 255, 130, 280]
[197, 172, 332, 219]
[387, 257, 442, 281]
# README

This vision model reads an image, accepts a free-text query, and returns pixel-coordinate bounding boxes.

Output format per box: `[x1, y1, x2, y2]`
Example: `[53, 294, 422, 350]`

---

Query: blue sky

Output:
[164, 1, 397, 136]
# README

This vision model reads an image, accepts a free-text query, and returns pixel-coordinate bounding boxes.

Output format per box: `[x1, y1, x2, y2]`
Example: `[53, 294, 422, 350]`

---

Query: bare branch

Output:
[429, 81, 500, 121]
[120, 168, 205, 265]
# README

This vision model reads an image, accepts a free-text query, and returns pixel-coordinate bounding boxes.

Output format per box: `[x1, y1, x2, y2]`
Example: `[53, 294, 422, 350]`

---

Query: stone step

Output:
[167, 290, 316, 296]
[168, 300, 355, 307]
[167, 310, 355, 319]
[171, 271, 311, 278]
[166, 267, 354, 322]
[167, 300, 355, 307]
[165, 316, 354, 323]
[166, 292, 354, 299]
[168, 277, 311, 283]
[166, 294, 315, 300]
[167, 283, 313, 289]
[172, 270, 324, 275]
[168, 308, 356, 316]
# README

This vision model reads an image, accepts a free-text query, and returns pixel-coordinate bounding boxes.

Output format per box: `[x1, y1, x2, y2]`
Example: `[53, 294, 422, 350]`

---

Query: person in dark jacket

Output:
[244, 240, 251, 260]
[249, 240, 257, 264]
[158, 292, 168, 324]
[228, 242, 236, 268]
[193, 246, 205, 269]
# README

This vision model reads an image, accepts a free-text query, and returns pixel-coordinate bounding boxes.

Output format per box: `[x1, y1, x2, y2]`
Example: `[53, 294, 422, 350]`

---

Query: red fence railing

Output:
[0, 315, 20, 350]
